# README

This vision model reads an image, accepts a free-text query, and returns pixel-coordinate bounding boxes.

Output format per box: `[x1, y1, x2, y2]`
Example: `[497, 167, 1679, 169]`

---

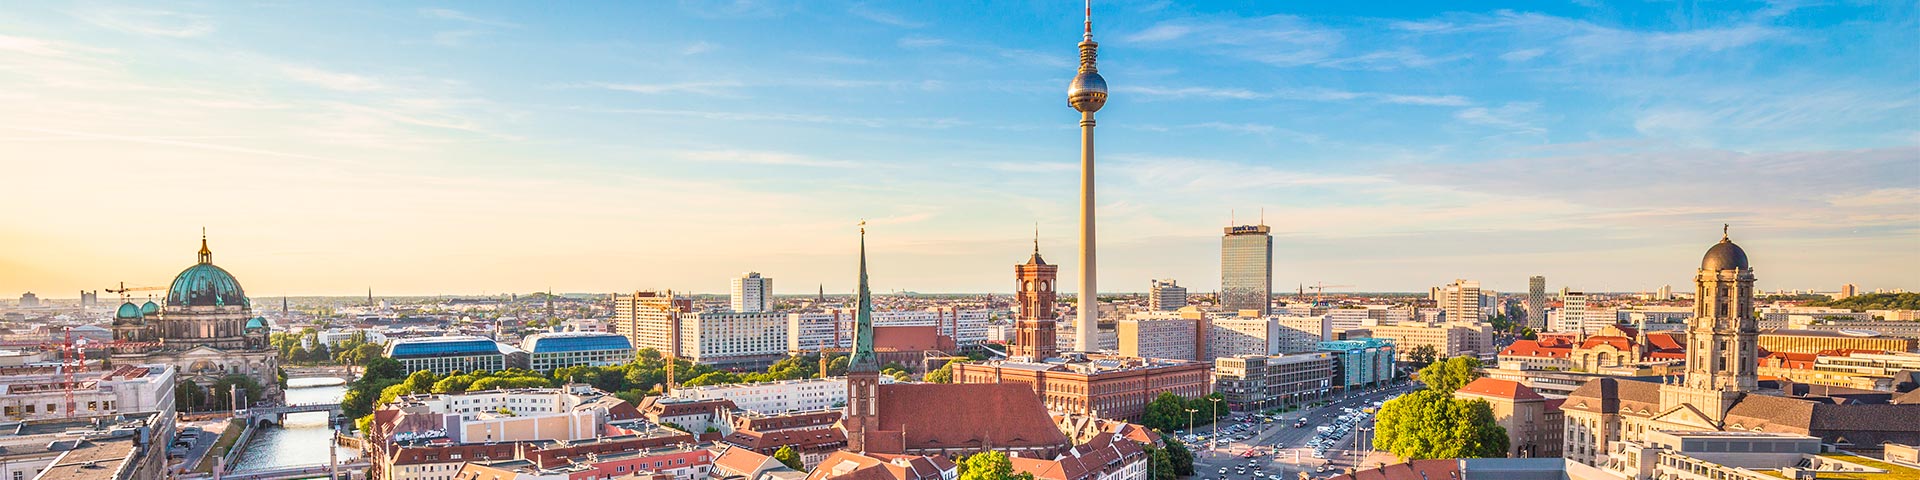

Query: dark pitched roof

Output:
[1327, 459, 1460, 480]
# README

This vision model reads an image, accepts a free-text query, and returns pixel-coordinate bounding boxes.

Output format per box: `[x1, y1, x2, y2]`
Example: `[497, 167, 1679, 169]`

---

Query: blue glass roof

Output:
[168, 263, 248, 308]
[524, 333, 632, 353]
[386, 337, 507, 359]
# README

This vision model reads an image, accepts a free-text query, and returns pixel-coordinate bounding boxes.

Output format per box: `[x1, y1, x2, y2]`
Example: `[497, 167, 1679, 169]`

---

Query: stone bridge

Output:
[184, 460, 370, 480]
[239, 403, 344, 427]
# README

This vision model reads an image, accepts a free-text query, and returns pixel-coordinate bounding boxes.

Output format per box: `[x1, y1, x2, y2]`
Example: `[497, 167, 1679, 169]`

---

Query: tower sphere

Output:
[1069, 71, 1107, 112]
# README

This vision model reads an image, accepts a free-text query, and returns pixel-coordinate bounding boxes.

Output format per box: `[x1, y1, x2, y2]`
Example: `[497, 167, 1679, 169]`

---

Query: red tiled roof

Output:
[1499, 340, 1570, 358]
[873, 326, 943, 352]
[1645, 332, 1684, 351]
[725, 426, 847, 452]
[1455, 378, 1544, 401]
[805, 451, 949, 480]
[1327, 459, 1460, 480]
[713, 446, 779, 477]
[1578, 336, 1633, 351]
[1543, 398, 1566, 413]
[866, 383, 1069, 453]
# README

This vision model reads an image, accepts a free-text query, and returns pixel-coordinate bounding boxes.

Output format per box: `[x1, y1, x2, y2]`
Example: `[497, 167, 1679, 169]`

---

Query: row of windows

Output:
[2, 400, 115, 416]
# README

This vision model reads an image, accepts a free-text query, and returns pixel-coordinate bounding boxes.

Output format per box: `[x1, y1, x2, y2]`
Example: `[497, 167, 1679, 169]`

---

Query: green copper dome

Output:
[115, 302, 143, 319]
[168, 236, 249, 308]
[246, 317, 267, 329]
[140, 301, 159, 315]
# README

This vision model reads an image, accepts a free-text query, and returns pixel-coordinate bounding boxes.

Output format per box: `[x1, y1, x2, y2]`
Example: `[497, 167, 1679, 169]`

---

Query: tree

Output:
[175, 379, 207, 412]
[1162, 435, 1195, 476]
[959, 451, 1034, 480]
[211, 374, 264, 410]
[773, 446, 804, 470]
[1416, 356, 1482, 392]
[1372, 389, 1509, 460]
[1517, 327, 1538, 340]
[363, 357, 406, 381]
[1149, 447, 1176, 480]
[926, 362, 955, 383]
[1142, 392, 1188, 432]
[1407, 345, 1439, 365]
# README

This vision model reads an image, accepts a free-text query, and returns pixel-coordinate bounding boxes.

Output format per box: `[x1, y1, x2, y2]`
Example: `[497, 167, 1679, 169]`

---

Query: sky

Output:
[1, 1, 1916, 298]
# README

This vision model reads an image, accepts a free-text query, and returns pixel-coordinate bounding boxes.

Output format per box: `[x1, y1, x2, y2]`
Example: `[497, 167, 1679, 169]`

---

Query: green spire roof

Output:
[850, 224, 878, 371]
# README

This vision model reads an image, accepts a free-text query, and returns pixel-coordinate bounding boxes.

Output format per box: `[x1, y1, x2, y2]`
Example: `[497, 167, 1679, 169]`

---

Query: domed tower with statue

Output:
[110, 233, 282, 406]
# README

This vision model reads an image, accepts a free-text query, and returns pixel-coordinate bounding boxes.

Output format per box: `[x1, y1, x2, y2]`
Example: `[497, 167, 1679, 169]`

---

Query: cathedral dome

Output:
[168, 263, 247, 307]
[1701, 235, 1749, 271]
[140, 301, 159, 315]
[115, 302, 143, 319]
[246, 317, 267, 330]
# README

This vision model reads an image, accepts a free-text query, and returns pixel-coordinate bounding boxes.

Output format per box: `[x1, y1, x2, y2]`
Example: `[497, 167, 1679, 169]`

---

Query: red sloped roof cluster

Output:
[1009, 432, 1145, 480]
[1455, 378, 1545, 401]
[1499, 340, 1571, 358]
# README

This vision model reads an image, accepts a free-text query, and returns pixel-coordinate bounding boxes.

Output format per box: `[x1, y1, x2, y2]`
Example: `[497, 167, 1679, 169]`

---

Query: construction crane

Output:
[104, 282, 165, 301]
[1307, 282, 1356, 306]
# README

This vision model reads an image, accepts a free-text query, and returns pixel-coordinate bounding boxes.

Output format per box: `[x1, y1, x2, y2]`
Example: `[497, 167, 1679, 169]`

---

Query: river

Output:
[230, 377, 363, 472]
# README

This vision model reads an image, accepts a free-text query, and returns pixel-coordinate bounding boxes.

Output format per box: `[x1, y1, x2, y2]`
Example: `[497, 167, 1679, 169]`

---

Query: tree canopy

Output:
[1416, 356, 1482, 392]
[773, 446, 804, 470]
[1811, 293, 1919, 311]
[1141, 392, 1226, 432]
[959, 451, 1034, 480]
[1372, 389, 1508, 459]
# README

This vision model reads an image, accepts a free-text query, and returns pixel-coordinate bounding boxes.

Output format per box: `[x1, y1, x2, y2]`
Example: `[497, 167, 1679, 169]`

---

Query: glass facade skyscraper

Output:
[1221, 224, 1273, 315]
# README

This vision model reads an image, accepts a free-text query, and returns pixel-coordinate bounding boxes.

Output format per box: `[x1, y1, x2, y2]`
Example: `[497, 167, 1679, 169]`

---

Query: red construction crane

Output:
[1308, 282, 1356, 305]
[8, 329, 164, 417]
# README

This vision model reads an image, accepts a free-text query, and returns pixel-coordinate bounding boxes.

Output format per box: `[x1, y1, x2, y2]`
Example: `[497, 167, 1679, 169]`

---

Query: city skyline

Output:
[4, 1, 1916, 296]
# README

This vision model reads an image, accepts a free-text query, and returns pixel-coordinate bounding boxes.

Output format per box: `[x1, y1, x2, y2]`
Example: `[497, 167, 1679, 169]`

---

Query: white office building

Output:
[787, 308, 989, 353]
[731, 272, 773, 313]
[664, 376, 896, 415]
[681, 311, 789, 369]
[1148, 279, 1188, 311]
[1433, 279, 1485, 322]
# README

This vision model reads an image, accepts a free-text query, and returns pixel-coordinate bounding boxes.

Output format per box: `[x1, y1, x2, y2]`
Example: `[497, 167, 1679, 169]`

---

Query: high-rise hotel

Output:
[1221, 224, 1274, 315]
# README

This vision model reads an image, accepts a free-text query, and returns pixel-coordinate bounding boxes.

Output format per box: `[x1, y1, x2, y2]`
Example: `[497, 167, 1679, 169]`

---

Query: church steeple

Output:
[844, 221, 881, 453]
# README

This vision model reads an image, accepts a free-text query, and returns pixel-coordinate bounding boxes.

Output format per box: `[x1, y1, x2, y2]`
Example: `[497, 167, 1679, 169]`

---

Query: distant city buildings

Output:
[15, 292, 37, 308]
[663, 376, 895, 415]
[953, 355, 1211, 422]
[731, 272, 773, 313]
[1116, 313, 1201, 361]
[1841, 283, 1858, 299]
[1367, 320, 1495, 361]
[1147, 279, 1187, 311]
[1221, 224, 1273, 315]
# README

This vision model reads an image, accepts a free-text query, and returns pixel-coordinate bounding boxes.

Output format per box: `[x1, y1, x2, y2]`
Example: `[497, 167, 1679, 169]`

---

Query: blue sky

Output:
[1, 1, 1915, 297]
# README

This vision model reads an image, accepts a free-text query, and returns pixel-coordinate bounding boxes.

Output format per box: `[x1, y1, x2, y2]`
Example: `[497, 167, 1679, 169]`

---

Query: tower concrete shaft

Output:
[1067, 1, 1107, 353]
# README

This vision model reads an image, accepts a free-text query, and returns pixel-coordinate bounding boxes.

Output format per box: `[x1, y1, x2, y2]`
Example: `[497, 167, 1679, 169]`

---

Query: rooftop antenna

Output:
[1260, 207, 1265, 226]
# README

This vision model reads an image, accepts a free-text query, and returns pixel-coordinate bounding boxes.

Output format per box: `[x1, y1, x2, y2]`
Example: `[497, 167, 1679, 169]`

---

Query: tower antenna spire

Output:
[1084, 0, 1092, 37]
[1034, 222, 1040, 255]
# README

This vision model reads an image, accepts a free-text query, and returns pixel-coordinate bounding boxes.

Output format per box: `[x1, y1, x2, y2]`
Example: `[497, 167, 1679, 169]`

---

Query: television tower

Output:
[1067, 0, 1108, 352]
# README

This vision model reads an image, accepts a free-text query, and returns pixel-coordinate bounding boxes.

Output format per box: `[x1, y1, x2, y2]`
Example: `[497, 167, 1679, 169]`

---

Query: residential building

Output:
[1757, 329, 1917, 354]
[1213, 353, 1336, 411]
[1787, 318, 1920, 341]
[1316, 338, 1396, 392]
[1008, 432, 1149, 480]
[1366, 321, 1495, 361]
[611, 290, 694, 357]
[953, 356, 1211, 421]
[386, 336, 523, 376]
[1116, 315, 1200, 361]
[1758, 350, 1920, 390]
[523, 332, 634, 373]
[1433, 279, 1485, 322]
[1207, 316, 1281, 359]
[1220, 224, 1273, 315]
[0, 412, 170, 480]
[453, 441, 720, 480]
[1148, 279, 1187, 312]
[379, 385, 640, 444]
[1558, 291, 1588, 333]
[1603, 431, 1919, 480]
[787, 309, 989, 354]
[720, 409, 847, 468]
[1657, 284, 1672, 300]
[732, 272, 773, 313]
[1276, 315, 1332, 353]
[1455, 378, 1563, 458]
[1498, 338, 1576, 371]
[677, 311, 790, 369]
[805, 450, 957, 480]
[664, 376, 896, 415]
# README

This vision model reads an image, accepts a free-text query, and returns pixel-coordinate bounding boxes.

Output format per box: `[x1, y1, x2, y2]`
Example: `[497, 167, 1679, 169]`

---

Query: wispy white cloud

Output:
[71, 7, 215, 38]
[897, 36, 948, 48]
[1500, 48, 1545, 62]
[1455, 102, 1546, 136]
[280, 65, 387, 92]
[590, 81, 744, 96]
[681, 41, 718, 55]
[849, 4, 923, 28]
[677, 149, 860, 168]
[419, 8, 521, 29]
[1120, 85, 1471, 107]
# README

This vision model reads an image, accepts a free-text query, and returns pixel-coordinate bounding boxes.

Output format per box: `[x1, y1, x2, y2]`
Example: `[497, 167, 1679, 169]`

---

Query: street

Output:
[1188, 383, 1419, 480]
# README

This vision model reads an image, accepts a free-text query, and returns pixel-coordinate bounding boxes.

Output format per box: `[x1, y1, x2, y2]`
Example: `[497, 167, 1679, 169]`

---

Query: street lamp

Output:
[1186, 407, 1199, 451]
[1209, 397, 1222, 454]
